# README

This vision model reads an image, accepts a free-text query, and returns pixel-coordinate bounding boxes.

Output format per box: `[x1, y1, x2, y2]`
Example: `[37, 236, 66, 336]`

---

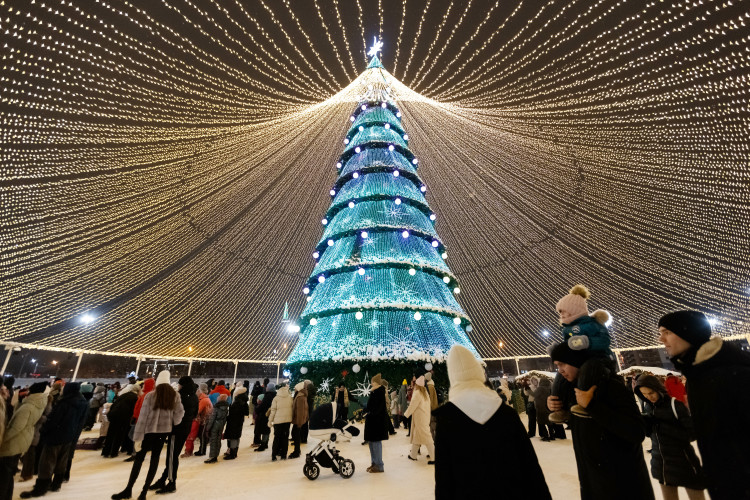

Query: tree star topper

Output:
[368, 37, 383, 58]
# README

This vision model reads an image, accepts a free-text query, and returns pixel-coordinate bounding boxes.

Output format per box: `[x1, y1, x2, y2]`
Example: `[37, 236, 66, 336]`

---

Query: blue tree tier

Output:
[287, 55, 480, 364]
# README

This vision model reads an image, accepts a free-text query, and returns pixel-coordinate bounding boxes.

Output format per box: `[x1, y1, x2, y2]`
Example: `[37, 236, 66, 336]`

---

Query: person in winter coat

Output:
[389, 390, 400, 430]
[289, 382, 307, 459]
[664, 373, 687, 405]
[101, 384, 140, 458]
[83, 383, 107, 430]
[0, 383, 48, 500]
[184, 383, 212, 457]
[524, 376, 539, 437]
[254, 383, 275, 453]
[223, 386, 249, 460]
[533, 378, 555, 441]
[397, 381, 408, 430]
[208, 380, 230, 405]
[204, 393, 229, 464]
[364, 373, 388, 473]
[300, 380, 315, 444]
[403, 376, 435, 463]
[20, 392, 48, 482]
[434, 345, 551, 500]
[334, 383, 351, 422]
[112, 371, 184, 500]
[269, 384, 293, 461]
[123, 378, 155, 461]
[150, 376, 199, 494]
[19, 382, 88, 498]
[547, 341, 654, 500]
[0, 389, 5, 446]
[635, 374, 707, 500]
[658, 310, 750, 499]
[425, 373, 438, 441]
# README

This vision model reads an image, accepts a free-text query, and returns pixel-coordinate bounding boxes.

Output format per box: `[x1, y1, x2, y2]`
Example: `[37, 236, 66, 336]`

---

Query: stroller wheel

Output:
[338, 458, 355, 478]
[303, 463, 320, 481]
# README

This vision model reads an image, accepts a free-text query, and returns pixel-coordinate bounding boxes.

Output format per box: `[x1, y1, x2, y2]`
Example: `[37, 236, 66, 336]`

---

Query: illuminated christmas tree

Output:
[287, 42, 480, 379]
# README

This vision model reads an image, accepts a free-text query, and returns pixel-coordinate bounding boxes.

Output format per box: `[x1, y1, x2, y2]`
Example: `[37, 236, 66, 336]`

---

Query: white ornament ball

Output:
[425, 362, 433, 371]
[466, 325, 473, 332]
[453, 317, 461, 325]
[310, 318, 318, 326]
[408, 268, 416, 276]
[352, 363, 361, 373]
[355, 311, 364, 320]
[414, 312, 422, 321]
[300, 366, 308, 375]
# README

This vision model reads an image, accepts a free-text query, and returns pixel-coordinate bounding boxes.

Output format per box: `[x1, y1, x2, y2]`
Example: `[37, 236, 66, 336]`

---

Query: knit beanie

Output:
[265, 382, 276, 393]
[549, 341, 589, 368]
[294, 381, 305, 392]
[556, 285, 591, 324]
[178, 376, 194, 390]
[155, 370, 171, 386]
[415, 375, 425, 387]
[29, 382, 48, 394]
[424, 372, 432, 382]
[658, 310, 712, 347]
[447, 345, 485, 386]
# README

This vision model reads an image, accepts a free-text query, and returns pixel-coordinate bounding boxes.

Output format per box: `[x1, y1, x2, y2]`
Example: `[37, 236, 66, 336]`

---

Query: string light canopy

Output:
[1, 1, 748, 363]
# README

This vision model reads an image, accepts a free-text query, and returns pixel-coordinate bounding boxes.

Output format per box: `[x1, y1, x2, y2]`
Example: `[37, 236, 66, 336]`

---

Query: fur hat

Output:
[265, 382, 276, 393]
[178, 376, 194, 390]
[549, 341, 589, 369]
[556, 285, 591, 324]
[447, 345, 485, 385]
[415, 375, 425, 387]
[658, 310, 712, 347]
[424, 372, 432, 382]
[233, 386, 247, 398]
[371, 373, 382, 387]
[155, 370, 171, 386]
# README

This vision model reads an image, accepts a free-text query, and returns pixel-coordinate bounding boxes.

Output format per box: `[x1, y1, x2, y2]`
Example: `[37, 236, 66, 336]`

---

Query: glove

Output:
[568, 335, 590, 350]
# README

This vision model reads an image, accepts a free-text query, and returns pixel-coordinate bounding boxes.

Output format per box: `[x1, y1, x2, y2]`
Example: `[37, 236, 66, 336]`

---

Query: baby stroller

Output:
[303, 402, 359, 480]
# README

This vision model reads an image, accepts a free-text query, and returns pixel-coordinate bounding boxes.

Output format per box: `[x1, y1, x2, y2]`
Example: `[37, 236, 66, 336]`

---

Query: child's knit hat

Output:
[556, 285, 591, 323]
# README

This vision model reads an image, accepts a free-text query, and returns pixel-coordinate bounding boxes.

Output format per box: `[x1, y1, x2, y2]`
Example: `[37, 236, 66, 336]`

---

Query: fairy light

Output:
[1, 1, 746, 364]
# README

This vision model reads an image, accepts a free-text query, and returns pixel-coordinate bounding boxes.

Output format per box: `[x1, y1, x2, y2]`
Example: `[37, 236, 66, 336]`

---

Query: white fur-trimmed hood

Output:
[694, 336, 722, 365]
[449, 381, 502, 425]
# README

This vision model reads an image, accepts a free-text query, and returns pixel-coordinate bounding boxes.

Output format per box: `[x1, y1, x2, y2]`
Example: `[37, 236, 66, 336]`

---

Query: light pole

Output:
[52, 360, 59, 378]
[31, 358, 37, 376]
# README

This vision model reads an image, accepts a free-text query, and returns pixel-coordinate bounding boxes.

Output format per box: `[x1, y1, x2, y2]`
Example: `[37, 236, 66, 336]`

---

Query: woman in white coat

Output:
[403, 376, 435, 464]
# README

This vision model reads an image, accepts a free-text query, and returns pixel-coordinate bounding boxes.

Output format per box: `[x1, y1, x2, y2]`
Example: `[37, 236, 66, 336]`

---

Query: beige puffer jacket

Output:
[268, 386, 293, 425]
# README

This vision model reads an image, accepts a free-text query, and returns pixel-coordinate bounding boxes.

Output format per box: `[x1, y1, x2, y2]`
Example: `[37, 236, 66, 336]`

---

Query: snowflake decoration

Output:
[367, 37, 384, 57]
[361, 237, 377, 248]
[318, 377, 333, 394]
[394, 284, 419, 303]
[369, 319, 381, 331]
[351, 370, 372, 397]
[337, 281, 355, 294]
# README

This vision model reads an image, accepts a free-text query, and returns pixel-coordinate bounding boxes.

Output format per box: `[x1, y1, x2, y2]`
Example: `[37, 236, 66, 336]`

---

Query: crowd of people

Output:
[0, 284, 748, 499]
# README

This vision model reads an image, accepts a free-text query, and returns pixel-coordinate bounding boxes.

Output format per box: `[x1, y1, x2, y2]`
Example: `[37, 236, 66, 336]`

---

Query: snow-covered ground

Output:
[12, 417, 695, 499]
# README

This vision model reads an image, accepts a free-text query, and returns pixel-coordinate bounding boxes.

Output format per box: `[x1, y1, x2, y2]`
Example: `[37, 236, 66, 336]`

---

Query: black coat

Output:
[674, 338, 750, 500]
[570, 375, 654, 500]
[40, 383, 89, 446]
[107, 391, 138, 424]
[256, 390, 276, 435]
[639, 394, 707, 489]
[434, 402, 551, 500]
[224, 397, 250, 440]
[364, 386, 388, 442]
[176, 385, 199, 432]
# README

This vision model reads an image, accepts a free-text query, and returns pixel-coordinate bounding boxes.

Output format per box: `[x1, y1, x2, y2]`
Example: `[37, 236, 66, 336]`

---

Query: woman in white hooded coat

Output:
[403, 376, 434, 463]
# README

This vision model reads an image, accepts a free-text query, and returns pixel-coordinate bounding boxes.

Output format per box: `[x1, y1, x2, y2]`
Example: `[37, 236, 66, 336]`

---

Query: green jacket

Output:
[0, 392, 47, 457]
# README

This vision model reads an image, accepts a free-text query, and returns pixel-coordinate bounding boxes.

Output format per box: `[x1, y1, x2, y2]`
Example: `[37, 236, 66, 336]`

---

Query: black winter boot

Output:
[49, 475, 64, 492]
[155, 481, 176, 495]
[20, 478, 51, 498]
[224, 448, 238, 460]
[111, 488, 132, 500]
[149, 478, 166, 491]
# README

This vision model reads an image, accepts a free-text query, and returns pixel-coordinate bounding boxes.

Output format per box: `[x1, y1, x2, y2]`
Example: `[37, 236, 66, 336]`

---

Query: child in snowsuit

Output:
[549, 285, 614, 422]
[204, 394, 229, 464]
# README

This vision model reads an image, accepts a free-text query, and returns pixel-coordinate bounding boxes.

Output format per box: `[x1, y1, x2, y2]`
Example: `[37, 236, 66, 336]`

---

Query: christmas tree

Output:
[287, 42, 480, 381]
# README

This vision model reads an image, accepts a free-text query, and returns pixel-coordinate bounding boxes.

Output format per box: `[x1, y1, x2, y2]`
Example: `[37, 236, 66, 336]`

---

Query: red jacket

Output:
[133, 378, 155, 420]
[196, 392, 213, 424]
[664, 375, 687, 404]
[209, 385, 230, 397]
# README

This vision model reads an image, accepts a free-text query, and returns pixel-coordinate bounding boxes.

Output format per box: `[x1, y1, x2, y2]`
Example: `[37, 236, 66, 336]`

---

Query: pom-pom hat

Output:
[556, 285, 591, 324]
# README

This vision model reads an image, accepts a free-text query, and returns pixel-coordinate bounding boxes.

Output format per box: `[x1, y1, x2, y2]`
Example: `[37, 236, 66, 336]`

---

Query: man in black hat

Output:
[658, 310, 750, 500]
[548, 342, 653, 500]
